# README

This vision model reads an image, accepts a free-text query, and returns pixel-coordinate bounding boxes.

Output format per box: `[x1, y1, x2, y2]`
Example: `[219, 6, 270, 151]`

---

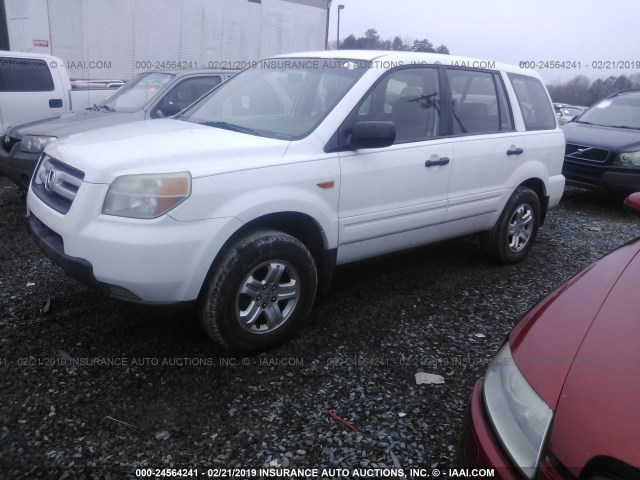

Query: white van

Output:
[26, 51, 565, 352]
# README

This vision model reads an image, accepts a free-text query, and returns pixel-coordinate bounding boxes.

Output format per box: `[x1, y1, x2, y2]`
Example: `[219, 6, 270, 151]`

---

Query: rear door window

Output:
[0, 57, 55, 92]
[507, 73, 556, 130]
[447, 69, 514, 134]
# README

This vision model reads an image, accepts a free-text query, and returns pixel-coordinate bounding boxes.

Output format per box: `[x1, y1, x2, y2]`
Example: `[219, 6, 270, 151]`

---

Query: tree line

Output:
[339, 28, 450, 54]
[337, 29, 639, 107]
[547, 73, 640, 106]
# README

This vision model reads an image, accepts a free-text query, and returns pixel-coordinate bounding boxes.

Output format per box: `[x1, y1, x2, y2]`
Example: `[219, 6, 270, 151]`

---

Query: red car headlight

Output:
[483, 343, 554, 479]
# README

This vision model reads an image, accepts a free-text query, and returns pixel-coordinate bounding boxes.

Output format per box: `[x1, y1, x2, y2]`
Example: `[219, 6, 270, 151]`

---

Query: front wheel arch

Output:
[198, 229, 318, 352]
[198, 212, 334, 302]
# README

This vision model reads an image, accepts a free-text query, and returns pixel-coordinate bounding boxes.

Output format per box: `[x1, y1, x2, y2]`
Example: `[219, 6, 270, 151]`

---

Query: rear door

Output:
[0, 56, 66, 133]
[441, 68, 527, 237]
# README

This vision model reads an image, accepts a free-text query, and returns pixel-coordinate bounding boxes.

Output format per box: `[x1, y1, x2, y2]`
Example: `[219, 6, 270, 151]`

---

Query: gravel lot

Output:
[1, 176, 639, 479]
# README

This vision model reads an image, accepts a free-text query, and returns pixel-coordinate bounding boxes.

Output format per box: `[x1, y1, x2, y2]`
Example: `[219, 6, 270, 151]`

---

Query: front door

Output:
[337, 67, 452, 264]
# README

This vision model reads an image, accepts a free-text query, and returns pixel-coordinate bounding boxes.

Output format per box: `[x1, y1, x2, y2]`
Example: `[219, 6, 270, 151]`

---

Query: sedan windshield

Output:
[182, 58, 367, 140]
[100, 72, 175, 112]
[577, 95, 640, 129]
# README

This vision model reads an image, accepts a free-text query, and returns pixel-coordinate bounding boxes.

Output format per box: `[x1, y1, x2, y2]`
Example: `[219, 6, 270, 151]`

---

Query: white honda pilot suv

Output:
[27, 51, 565, 352]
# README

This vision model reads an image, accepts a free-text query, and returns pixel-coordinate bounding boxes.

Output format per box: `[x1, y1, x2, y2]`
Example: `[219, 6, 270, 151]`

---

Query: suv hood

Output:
[563, 121, 640, 152]
[45, 119, 292, 183]
[8, 110, 136, 139]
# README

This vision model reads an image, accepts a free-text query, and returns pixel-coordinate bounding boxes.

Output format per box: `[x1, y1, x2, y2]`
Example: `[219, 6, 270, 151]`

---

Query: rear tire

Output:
[480, 186, 540, 264]
[198, 230, 317, 352]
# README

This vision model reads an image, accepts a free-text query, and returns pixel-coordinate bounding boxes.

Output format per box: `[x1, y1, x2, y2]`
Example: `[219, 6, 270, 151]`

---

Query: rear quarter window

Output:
[447, 68, 514, 134]
[0, 57, 55, 92]
[507, 73, 556, 130]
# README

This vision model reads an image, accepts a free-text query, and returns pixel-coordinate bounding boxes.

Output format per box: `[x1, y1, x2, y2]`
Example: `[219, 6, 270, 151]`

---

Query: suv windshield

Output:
[182, 58, 367, 140]
[577, 94, 640, 129]
[100, 72, 175, 112]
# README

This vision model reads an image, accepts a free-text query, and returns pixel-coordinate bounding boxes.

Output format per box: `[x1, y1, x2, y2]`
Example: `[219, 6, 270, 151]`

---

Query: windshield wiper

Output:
[201, 121, 261, 136]
[97, 104, 116, 112]
[85, 103, 116, 112]
[615, 125, 640, 130]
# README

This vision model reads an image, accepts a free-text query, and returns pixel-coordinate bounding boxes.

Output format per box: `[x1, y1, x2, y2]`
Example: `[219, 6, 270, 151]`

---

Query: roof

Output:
[274, 50, 530, 75]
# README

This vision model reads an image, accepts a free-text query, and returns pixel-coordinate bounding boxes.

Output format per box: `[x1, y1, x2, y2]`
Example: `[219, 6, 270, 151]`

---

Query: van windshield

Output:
[100, 72, 175, 112]
[181, 59, 367, 140]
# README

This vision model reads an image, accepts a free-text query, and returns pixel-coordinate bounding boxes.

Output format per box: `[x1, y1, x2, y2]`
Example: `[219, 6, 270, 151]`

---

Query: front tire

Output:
[480, 186, 540, 264]
[198, 230, 317, 352]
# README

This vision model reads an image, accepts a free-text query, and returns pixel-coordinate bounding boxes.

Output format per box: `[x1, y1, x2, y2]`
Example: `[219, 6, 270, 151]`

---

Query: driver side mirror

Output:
[159, 102, 181, 118]
[351, 121, 396, 149]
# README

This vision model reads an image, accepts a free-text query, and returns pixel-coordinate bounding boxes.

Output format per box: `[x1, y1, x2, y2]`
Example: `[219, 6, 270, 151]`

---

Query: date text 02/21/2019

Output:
[519, 60, 640, 70]
[133, 467, 496, 478]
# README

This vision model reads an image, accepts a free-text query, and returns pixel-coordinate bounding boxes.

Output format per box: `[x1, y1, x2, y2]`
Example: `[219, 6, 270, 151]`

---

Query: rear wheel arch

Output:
[481, 185, 541, 264]
[519, 177, 548, 224]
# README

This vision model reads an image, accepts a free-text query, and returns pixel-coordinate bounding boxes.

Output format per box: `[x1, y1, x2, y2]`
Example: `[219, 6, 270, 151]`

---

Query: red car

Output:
[460, 193, 640, 479]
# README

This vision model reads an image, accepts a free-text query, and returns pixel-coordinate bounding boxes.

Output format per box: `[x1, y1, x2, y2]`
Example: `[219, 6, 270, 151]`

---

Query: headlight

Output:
[482, 344, 553, 479]
[20, 135, 57, 153]
[614, 151, 640, 167]
[103, 172, 191, 219]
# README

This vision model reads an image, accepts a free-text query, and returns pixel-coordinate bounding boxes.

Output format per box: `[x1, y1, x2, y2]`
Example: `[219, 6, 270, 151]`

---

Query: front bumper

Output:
[562, 159, 640, 192]
[460, 380, 567, 480]
[26, 214, 143, 302]
[26, 180, 244, 304]
[0, 139, 40, 190]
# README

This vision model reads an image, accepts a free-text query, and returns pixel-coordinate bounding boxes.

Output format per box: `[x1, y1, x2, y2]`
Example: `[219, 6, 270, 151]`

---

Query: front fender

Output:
[170, 158, 341, 249]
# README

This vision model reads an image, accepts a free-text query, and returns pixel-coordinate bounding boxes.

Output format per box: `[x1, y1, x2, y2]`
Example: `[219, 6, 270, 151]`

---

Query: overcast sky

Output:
[326, 0, 640, 84]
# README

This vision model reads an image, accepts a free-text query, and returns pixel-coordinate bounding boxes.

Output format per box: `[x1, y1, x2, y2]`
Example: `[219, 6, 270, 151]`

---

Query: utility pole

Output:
[337, 4, 344, 50]
[324, 0, 332, 50]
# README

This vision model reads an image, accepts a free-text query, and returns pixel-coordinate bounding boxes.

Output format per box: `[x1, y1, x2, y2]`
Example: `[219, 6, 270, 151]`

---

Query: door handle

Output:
[425, 157, 450, 167]
[507, 147, 524, 156]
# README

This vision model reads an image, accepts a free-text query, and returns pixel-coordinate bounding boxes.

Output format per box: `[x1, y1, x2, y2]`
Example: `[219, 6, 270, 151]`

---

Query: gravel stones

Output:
[1, 179, 638, 477]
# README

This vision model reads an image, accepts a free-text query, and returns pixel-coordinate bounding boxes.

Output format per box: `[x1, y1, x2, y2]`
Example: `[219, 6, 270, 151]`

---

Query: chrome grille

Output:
[565, 143, 610, 163]
[32, 154, 85, 214]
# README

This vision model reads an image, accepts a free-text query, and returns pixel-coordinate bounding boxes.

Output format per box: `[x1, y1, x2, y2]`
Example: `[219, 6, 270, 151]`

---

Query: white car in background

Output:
[0, 51, 120, 135]
[26, 51, 565, 351]
[553, 103, 587, 125]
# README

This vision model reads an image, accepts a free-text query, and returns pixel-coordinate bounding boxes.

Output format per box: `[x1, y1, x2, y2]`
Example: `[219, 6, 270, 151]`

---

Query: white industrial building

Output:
[0, 0, 330, 79]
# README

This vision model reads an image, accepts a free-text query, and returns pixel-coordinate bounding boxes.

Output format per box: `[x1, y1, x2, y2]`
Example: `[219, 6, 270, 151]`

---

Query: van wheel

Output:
[480, 186, 540, 264]
[198, 230, 317, 352]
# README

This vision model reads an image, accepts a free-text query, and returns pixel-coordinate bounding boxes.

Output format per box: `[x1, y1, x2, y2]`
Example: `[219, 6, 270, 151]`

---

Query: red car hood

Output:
[510, 239, 640, 474]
